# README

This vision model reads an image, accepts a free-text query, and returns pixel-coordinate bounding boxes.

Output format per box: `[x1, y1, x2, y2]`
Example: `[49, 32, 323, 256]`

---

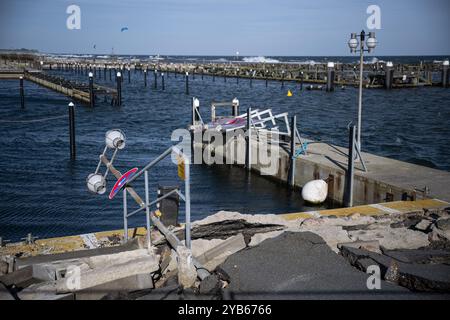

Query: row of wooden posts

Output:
[51, 60, 450, 90]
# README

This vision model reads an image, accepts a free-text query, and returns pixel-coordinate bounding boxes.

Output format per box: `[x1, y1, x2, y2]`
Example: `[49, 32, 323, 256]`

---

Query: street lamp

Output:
[348, 30, 377, 152]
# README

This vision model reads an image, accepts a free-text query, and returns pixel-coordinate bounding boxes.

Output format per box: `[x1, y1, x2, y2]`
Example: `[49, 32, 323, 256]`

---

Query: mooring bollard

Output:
[246, 107, 252, 171]
[162, 72, 165, 90]
[116, 71, 122, 106]
[185, 72, 189, 95]
[19, 75, 25, 108]
[68, 102, 76, 159]
[192, 97, 200, 126]
[89, 72, 95, 108]
[288, 115, 297, 187]
[442, 60, 449, 88]
[326, 62, 335, 92]
[344, 125, 356, 207]
[144, 68, 147, 87]
[385, 61, 394, 90]
[232, 97, 239, 116]
[154, 70, 158, 89]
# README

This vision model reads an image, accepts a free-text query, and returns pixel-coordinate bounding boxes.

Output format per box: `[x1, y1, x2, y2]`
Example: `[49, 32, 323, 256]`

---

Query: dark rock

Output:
[384, 260, 400, 283]
[199, 274, 221, 298]
[340, 246, 450, 293]
[436, 218, 450, 232]
[342, 224, 373, 231]
[390, 216, 423, 229]
[381, 248, 450, 265]
[0, 261, 7, 276]
[174, 219, 286, 242]
[0, 283, 15, 300]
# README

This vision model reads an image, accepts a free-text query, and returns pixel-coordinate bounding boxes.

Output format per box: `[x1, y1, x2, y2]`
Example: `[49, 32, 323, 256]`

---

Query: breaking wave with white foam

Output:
[242, 56, 280, 63]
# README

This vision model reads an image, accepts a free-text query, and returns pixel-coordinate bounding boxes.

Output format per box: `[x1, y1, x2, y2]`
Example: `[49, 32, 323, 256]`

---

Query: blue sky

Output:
[0, 0, 449, 56]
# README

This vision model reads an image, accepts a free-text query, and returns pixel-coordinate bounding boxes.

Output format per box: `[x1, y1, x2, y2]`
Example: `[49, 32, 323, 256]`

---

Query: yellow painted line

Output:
[382, 199, 449, 212]
[281, 199, 449, 221]
[0, 227, 148, 257]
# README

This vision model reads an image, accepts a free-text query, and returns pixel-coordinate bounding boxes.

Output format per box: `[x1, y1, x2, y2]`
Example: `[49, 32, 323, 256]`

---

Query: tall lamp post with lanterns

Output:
[348, 30, 377, 152]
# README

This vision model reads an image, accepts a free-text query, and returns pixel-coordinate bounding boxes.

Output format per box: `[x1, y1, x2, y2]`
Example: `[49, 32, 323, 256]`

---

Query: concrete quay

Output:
[197, 134, 450, 206]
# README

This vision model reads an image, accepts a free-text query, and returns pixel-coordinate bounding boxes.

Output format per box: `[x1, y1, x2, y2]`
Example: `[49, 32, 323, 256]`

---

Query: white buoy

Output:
[301, 179, 328, 204]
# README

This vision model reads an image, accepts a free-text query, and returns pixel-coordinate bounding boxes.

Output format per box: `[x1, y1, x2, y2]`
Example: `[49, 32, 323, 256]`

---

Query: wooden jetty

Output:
[0, 69, 118, 105]
[41, 58, 449, 90]
[24, 71, 118, 105]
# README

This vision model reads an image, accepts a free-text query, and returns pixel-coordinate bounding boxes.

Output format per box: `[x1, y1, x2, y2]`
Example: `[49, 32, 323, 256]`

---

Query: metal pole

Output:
[326, 63, 335, 92]
[154, 70, 157, 89]
[144, 170, 151, 249]
[68, 102, 76, 159]
[442, 61, 449, 88]
[345, 125, 356, 207]
[185, 72, 189, 95]
[300, 72, 304, 90]
[116, 72, 122, 106]
[19, 76, 25, 108]
[123, 188, 128, 242]
[357, 31, 365, 152]
[246, 107, 252, 171]
[162, 72, 165, 90]
[144, 69, 147, 87]
[288, 115, 296, 187]
[185, 161, 191, 249]
[89, 74, 94, 108]
[127, 67, 131, 84]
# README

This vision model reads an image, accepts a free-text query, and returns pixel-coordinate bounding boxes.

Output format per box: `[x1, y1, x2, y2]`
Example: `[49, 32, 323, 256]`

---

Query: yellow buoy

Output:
[287, 90, 293, 97]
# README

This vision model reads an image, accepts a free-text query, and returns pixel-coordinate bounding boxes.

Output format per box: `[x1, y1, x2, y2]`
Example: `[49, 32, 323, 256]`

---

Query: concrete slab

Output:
[220, 231, 449, 299]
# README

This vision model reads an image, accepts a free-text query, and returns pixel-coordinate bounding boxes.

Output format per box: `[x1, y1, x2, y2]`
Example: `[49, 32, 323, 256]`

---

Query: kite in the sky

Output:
[120, 27, 129, 32]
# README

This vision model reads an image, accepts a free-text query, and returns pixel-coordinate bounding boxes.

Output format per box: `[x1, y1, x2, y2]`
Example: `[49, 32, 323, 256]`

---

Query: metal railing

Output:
[123, 146, 192, 249]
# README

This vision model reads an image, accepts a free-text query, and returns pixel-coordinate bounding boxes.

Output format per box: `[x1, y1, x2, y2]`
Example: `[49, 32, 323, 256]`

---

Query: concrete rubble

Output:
[1, 206, 450, 299]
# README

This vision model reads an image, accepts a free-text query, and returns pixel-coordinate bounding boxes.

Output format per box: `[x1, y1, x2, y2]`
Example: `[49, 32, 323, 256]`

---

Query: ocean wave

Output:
[297, 60, 320, 65]
[364, 57, 385, 64]
[242, 56, 280, 63]
[212, 58, 229, 62]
